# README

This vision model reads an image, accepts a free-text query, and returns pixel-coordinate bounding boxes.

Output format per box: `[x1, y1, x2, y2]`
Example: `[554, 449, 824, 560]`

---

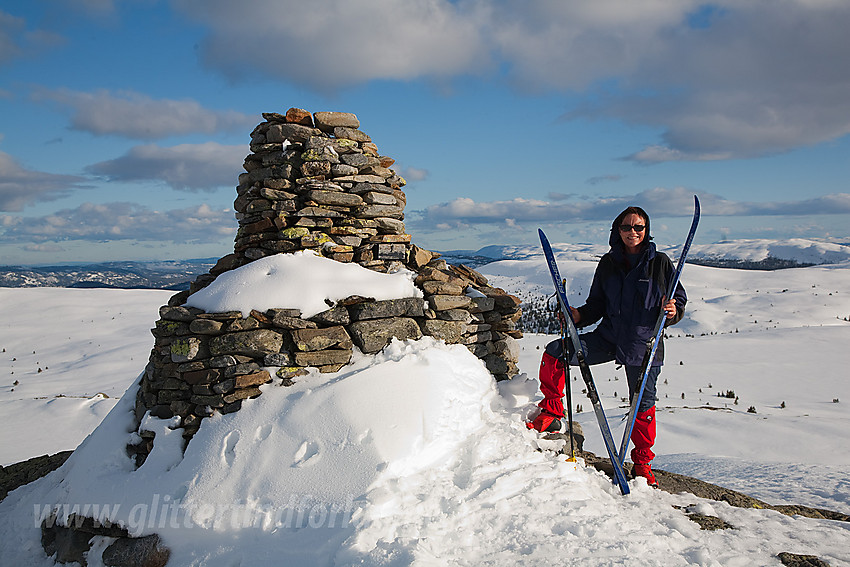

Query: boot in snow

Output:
[632, 463, 658, 487]
[526, 412, 562, 433]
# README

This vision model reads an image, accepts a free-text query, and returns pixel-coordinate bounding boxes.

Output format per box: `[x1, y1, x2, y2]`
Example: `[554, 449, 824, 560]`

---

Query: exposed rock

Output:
[41, 523, 93, 565]
[313, 111, 360, 130]
[683, 511, 735, 530]
[209, 329, 284, 357]
[429, 295, 473, 311]
[102, 534, 170, 567]
[420, 319, 467, 344]
[348, 317, 422, 353]
[234, 370, 271, 388]
[170, 337, 206, 363]
[777, 552, 832, 567]
[293, 349, 352, 368]
[291, 326, 352, 351]
[0, 451, 71, 502]
[348, 298, 426, 321]
[309, 306, 350, 326]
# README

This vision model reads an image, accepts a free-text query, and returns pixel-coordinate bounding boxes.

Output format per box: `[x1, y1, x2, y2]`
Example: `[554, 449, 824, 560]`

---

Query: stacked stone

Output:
[186, 108, 408, 291]
[129, 108, 522, 466]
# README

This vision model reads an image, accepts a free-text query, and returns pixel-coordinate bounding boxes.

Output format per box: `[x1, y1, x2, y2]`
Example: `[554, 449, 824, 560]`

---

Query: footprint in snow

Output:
[222, 430, 240, 466]
[292, 441, 320, 467]
[255, 423, 273, 442]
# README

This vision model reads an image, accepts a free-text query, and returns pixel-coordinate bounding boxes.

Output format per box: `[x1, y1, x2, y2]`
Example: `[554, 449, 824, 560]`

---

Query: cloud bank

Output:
[0, 151, 88, 212]
[0, 9, 64, 65]
[422, 188, 850, 225]
[85, 142, 244, 191]
[31, 88, 257, 140]
[175, 0, 850, 161]
[0, 202, 235, 244]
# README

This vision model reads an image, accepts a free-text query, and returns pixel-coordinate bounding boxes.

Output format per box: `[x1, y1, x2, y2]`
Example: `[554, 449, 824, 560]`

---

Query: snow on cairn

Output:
[185, 250, 422, 318]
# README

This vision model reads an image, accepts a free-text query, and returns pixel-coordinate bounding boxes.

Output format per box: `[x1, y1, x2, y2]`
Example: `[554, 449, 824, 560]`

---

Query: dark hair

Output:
[608, 206, 652, 248]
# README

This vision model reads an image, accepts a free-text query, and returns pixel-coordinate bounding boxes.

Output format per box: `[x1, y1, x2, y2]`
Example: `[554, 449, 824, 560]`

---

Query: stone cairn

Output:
[128, 109, 523, 466]
[41, 108, 523, 565]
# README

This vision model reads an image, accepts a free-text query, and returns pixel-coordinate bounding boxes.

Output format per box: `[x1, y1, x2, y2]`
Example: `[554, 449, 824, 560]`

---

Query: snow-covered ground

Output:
[1, 245, 849, 566]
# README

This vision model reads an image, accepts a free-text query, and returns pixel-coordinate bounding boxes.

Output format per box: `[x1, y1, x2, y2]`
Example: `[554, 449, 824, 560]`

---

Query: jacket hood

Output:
[608, 207, 652, 249]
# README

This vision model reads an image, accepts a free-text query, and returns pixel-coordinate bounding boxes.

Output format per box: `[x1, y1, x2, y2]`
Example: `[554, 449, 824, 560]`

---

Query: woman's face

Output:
[618, 212, 647, 253]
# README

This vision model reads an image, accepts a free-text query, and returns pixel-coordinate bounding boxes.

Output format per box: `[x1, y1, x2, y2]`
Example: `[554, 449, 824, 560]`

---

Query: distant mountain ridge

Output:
[443, 238, 850, 270]
[2, 238, 849, 289]
[0, 259, 218, 289]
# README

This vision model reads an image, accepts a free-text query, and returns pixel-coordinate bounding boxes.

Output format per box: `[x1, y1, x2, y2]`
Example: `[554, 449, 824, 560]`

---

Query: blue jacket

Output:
[576, 240, 687, 366]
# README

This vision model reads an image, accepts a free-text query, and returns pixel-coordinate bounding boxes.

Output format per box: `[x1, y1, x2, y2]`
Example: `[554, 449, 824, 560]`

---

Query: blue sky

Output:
[1, 0, 849, 265]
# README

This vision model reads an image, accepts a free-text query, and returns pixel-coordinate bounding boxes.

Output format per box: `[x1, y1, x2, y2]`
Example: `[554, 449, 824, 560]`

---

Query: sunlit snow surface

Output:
[1, 246, 849, 566]
[185, 251, 421, 318]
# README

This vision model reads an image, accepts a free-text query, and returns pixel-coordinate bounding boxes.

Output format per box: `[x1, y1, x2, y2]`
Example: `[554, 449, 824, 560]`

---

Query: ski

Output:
[538, 229, 631, 495]
[617, 195, 701, 467]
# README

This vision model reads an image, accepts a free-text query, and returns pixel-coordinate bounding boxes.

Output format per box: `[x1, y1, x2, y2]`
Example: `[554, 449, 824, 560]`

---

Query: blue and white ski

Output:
[538, 229, 631, 495]
[617, 195, 701, 467]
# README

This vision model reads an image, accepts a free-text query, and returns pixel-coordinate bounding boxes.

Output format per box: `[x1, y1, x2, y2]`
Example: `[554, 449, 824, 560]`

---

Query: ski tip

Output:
[694, 194, 700, 211]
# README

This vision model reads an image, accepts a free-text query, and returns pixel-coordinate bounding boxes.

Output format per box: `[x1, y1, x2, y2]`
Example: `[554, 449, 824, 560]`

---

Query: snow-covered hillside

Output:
[445, 237, 850, 269]
[687, 238, 850, 265]
[1, 244, 849, 566]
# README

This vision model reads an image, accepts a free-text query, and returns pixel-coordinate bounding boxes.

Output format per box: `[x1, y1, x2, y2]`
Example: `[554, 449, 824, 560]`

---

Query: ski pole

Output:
[557, 290, 576, 462]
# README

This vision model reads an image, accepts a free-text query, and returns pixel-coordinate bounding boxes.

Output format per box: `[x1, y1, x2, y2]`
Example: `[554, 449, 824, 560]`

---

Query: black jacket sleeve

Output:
[651, 253, 687, 327]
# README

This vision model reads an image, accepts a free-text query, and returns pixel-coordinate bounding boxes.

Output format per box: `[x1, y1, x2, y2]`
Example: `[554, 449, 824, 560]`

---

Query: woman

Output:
[527, 206, 687, 487]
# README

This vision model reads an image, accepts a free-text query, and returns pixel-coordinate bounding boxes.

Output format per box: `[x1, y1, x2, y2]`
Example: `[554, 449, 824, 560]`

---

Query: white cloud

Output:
[0, 11, 25, 64]
[85, 142, 244, 191]
[31, 88, 257, 140]
[22, 242, 65, 253]
[624, 146, 732, 164]
[0, 9, 65, 65]
[174, 0, 850, 160]
[173, 0, 490, 90]
[422, 188, 850, 225]
[0, 202, 235, 244]
[401, 166, 429, 183]
[558, 1, 850, 159]
[586, 175, 623, 186]
[0, 151, 88, 212]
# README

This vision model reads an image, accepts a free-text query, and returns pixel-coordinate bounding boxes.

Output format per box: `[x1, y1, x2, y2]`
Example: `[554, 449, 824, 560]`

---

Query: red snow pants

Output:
[630, 406, 656, 465]
[537, 351, 566, 418]
[538, 349, 658, 464]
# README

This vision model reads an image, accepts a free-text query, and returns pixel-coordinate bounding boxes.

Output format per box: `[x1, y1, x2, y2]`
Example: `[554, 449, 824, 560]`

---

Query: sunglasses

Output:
[619, 224, 646, 232]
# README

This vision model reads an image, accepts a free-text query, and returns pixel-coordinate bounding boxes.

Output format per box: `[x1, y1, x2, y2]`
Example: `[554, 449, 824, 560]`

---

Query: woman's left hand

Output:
[663, 297, 677, 319]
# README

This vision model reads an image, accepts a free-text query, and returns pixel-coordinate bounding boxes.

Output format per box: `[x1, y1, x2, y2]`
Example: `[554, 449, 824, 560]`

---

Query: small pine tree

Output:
[747, 406, 757, 413]
[780, 401, 786, 409]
